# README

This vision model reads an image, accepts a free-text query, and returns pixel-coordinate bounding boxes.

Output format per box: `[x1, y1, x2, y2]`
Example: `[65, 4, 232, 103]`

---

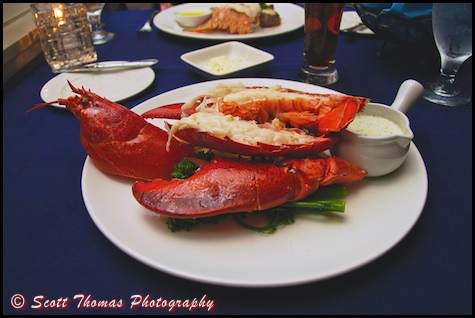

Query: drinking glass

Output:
[299, 3, 345, 86]
[423, 3, 472, 107]
[85, 3, 115, 45]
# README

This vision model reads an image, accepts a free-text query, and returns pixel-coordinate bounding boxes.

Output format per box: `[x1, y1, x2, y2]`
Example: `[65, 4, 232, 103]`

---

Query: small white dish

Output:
[173, 8, 211, 28]
[180, 41, 274, 79]
[40, 61, 155, 108]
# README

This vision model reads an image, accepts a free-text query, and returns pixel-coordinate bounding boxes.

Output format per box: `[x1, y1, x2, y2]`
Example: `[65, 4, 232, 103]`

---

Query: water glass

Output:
[299, 3, 345, 86]
[85, 3, 116, 45]
[423, 3, 472, 106]
[31, 3, 98, 72]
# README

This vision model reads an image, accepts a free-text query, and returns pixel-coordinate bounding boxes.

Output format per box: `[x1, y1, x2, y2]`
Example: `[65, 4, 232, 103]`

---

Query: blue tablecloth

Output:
[3, 8, 472, 315]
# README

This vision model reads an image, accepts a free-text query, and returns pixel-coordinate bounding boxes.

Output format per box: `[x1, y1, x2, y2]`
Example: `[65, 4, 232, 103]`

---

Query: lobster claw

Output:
[132, 156, 367, 218]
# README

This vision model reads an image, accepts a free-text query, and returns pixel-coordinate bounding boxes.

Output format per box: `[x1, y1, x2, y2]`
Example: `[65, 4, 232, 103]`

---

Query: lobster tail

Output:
[141, 83, 369, 158]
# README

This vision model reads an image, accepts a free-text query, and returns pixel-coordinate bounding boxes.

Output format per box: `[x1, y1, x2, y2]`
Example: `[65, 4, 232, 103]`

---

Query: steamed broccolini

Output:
[171, 159, 198, 179]
[170, 151, 215, 180]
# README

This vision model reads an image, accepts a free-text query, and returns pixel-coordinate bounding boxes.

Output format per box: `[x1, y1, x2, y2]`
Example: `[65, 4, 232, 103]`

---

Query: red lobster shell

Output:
[27, 81, 194, 181]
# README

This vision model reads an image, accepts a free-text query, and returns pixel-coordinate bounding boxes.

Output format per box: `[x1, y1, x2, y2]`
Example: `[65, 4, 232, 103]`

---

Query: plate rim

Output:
[153, 3, 304, 40]
[81, 78, 428, 287]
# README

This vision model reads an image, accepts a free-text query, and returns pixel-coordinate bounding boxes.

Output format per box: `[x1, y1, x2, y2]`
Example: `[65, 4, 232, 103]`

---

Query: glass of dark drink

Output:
[299, 3, 345, 86]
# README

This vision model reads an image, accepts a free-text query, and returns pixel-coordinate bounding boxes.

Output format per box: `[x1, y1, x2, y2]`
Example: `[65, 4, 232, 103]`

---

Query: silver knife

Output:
[54, 59, 159, 73]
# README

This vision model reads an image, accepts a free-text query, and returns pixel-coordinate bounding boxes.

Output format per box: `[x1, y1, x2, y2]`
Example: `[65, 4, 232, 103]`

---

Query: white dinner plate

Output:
[340, 11, 375, 35]
[153, 3, 304, 40]
[40, 62, 155, 108]
[81, 78, 428, 287]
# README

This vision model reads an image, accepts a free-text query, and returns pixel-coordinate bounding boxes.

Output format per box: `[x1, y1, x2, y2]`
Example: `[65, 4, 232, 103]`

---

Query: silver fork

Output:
[137, 10, 160, 33]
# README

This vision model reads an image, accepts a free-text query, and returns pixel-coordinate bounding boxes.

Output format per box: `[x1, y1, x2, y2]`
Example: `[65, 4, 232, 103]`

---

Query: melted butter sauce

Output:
[346, 114, 403, 136]
[177, 10, 209, 17]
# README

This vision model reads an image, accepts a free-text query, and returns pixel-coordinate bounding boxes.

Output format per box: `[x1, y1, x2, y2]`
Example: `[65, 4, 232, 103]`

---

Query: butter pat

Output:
[207, 55, 242, 74]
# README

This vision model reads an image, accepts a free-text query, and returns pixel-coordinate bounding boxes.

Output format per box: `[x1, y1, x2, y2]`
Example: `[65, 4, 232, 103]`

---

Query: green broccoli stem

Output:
[279, 199, 346, 213]
[305, 184, 347, 199]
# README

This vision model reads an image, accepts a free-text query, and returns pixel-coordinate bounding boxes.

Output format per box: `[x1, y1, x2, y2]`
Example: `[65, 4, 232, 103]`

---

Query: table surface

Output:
[3, 7, 472, 315]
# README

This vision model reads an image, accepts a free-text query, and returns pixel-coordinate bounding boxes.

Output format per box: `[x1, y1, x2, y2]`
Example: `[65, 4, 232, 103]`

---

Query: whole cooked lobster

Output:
[28, 81, 367, 219]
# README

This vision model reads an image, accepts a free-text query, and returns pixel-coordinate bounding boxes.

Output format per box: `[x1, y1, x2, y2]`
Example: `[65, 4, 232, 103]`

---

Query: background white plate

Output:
[154, 3, 304, 40]
[40, 62, 155, 108]
[340, 11, 375, 35]
[81, 78, 428, 287]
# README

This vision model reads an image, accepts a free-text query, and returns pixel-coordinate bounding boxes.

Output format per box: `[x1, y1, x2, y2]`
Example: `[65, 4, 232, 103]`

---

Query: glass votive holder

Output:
[31, 3, 98, 72]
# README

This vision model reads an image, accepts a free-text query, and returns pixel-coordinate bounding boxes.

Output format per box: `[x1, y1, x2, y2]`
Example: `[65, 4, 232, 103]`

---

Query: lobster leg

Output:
[141, 102, 198, 119]
[132, 156, 367, 218]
